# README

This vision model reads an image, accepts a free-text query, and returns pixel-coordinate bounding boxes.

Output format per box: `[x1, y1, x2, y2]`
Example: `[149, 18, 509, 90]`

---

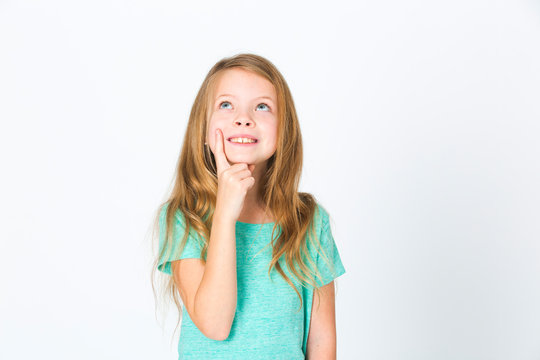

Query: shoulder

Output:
[157, 202, 204, 252]
[158, 202, 187, 226]
[297, 192, 332, 231]
[313, 201, 332, 233]
[303, 201, 334, 258]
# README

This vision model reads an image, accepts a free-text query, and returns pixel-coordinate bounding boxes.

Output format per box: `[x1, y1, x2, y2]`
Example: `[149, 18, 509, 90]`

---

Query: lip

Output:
[227, 134, 258, 141]
[227, 134, 258, 145]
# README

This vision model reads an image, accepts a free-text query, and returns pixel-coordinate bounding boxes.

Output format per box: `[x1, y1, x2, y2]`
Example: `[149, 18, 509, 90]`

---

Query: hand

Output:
[213, 128, 256, 223]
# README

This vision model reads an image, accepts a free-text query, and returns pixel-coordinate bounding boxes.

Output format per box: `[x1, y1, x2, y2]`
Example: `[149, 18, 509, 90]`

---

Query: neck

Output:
[237, 160, 273, 222]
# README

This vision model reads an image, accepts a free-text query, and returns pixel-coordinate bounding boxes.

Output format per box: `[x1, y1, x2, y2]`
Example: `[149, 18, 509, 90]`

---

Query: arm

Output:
[194, 212, 238, 339]
[172, 212, 237, 341]
[172, 129, 255, 341]
[306, 281, 337, 360]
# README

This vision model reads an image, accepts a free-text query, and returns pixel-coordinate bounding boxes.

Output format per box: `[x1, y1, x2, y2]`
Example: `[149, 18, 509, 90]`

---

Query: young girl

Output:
[152, 53, 346, 359]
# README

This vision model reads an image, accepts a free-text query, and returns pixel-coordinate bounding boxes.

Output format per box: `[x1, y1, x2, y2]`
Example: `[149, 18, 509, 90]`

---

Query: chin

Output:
[230, 157, 255, 164]
[230, 155, 265, 165]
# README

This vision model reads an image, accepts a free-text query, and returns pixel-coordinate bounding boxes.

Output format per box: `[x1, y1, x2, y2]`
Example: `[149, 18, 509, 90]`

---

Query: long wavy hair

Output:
[151, 53, 332, 333]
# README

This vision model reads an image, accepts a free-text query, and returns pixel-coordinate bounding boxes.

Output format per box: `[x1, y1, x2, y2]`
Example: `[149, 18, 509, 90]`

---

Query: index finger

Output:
[214, 128, 231, 174]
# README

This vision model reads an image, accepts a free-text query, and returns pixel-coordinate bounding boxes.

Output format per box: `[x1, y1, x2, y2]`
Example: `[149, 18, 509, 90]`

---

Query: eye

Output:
[256, 103, 271, 111]
[219, 101, 232, 109]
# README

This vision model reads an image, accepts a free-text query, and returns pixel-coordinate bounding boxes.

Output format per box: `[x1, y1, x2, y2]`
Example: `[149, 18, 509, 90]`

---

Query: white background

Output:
[1, 0, 539, 359]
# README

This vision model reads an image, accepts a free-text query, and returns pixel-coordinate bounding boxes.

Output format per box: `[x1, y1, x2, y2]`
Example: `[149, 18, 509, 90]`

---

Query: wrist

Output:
[213, 209, 237, 226]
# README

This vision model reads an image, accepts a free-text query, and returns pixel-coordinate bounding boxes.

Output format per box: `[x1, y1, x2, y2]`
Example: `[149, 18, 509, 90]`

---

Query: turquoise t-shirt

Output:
[157, 202, 346, 360]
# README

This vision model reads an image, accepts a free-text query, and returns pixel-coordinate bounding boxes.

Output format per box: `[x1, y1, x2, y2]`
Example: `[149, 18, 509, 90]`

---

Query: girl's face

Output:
[206, 68, 278, 167]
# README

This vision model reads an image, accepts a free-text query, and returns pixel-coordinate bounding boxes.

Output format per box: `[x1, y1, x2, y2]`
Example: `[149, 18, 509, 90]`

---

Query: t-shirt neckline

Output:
[236, 220, 275, 226]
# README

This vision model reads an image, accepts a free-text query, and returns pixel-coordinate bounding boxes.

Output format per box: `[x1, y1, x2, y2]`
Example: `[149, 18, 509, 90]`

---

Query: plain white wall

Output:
[1, 0, 539, 359]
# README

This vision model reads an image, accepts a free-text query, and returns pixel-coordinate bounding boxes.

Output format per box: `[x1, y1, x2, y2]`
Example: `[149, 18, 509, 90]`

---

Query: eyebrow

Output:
[216, 94, 275, 102]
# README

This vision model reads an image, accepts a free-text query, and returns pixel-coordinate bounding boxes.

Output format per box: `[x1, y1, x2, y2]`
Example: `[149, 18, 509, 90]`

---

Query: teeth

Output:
[230, 137, 256, 143]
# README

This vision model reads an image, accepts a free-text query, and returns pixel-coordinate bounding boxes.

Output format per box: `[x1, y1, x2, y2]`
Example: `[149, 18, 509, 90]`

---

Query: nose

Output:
[233, 110, 254, 127]
[234, 119, 253, 127]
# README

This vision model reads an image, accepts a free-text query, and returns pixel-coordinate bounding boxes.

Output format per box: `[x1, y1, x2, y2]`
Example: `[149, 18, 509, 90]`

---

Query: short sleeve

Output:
[157, 204, 204, 275]
[314, 205, 346, 288]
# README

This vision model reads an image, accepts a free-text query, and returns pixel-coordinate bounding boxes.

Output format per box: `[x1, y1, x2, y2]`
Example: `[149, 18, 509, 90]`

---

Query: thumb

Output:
[248, 164, 256, 173]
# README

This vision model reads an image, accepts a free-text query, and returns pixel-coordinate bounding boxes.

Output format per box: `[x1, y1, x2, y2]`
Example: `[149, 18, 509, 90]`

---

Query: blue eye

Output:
[257, 103, 270, 111]
[219, 101, 232, 109]
[219, 101, 271, 111]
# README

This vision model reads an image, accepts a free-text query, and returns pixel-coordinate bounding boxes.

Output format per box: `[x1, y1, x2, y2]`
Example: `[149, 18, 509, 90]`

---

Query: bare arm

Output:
[306, 281, 337, 360]
[171, 212, 238, 341]
[194, 212, 237, 340]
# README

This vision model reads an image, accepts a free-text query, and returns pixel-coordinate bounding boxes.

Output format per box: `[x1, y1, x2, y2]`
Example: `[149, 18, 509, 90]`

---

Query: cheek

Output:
[206, 117, 226, 149]
[268, 123, 278, 143]
[271, 137, 278, 152]
[206, 118, 220, 142]
[206, 123, 215, 143]
[266, 129, 278, 151]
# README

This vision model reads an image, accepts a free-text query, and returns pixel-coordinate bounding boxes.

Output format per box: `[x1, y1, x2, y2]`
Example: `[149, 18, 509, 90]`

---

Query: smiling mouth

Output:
[227, 137, 258, 144]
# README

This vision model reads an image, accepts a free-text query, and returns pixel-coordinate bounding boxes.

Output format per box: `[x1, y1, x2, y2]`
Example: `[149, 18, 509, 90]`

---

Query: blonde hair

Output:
[151, 53, 334, 332]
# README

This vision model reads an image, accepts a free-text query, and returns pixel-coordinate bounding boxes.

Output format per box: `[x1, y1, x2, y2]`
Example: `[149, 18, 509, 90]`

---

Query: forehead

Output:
[212, 68, 276, 100]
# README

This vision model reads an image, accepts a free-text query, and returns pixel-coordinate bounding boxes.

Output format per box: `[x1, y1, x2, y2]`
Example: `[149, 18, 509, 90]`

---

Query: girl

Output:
[152, 53, 346, 359]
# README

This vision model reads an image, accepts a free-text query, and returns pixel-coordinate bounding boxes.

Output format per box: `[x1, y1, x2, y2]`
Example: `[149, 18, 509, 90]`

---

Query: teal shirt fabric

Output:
[157, 202, 346, 360]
